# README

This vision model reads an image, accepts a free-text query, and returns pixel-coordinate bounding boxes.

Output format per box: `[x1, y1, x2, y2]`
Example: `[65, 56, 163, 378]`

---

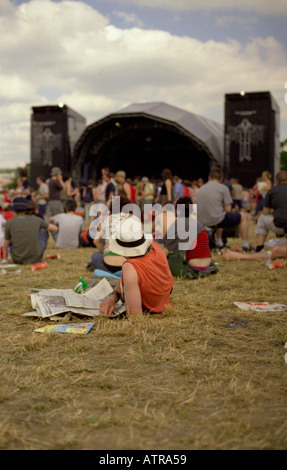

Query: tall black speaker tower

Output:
[30, 104, 86, 187]
[224, 91, 280, 187]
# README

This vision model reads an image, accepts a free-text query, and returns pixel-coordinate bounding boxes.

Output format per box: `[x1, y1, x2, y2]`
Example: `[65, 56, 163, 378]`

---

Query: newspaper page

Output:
[234, 302, 287, 312]
[24, 279, 124, 318]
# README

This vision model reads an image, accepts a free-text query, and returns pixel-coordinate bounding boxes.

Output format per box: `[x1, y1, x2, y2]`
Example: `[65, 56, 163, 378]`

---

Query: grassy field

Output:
[0, 220, 287, 450]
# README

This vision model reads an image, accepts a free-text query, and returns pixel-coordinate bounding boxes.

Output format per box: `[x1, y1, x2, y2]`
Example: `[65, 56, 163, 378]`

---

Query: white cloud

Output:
[0, 0, 287, 168]
[108, 0, 287, 16]
[214, 15, 258, 28]
[112, 10, 144, 27]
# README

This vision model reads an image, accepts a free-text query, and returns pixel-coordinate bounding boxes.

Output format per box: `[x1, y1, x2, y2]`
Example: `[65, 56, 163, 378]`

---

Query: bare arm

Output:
[107, 191, 115, 202]
[99, 279, 122, 316]
[165, 179, 172, 201]
[124, 182, 131, 200]
[66, 181, 78, 197]
[93, 237, 105, 252]
[57, 174, 65, 188]
[120, 263, 142, 316]
[162, 246, 170, 257]
[48, 223, 58, 232]
[3, 239, 10, 258]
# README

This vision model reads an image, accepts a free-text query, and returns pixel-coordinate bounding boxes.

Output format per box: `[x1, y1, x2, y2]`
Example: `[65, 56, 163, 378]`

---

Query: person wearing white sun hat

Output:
[99, 215, 174, 317]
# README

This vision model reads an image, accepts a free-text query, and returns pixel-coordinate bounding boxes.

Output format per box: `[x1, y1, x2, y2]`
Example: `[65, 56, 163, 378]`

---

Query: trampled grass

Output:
[0, 220, 287, 450]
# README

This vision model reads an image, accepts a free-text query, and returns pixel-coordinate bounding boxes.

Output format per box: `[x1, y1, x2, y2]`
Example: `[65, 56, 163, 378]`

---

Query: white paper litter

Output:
[24, 278, 125, 318]
[234, 302, 287, 312]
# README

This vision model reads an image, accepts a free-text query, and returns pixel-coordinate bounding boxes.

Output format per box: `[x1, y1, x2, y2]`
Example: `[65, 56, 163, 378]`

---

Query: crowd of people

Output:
[1, 165, 286, 317]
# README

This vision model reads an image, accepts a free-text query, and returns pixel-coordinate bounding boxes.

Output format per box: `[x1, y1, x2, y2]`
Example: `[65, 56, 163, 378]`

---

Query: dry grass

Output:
[0, 219, 287, 450]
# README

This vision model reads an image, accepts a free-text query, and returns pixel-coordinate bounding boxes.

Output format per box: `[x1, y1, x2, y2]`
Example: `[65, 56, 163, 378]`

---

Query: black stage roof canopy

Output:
[72, 101, 224, 185]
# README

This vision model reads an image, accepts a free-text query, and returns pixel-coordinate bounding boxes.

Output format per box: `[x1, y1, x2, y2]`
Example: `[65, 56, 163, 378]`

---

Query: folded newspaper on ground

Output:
[234, 302, 287, 312]
[23, 278, 125, 318]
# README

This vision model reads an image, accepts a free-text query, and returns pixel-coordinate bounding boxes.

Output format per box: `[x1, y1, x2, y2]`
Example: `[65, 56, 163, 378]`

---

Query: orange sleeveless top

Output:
[122, 241, 174, 313]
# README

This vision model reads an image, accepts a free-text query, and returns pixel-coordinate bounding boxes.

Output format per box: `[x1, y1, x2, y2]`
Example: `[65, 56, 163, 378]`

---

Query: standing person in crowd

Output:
[182, 180, 191, 198]
[82, 179, 94, 204]
[242, 187, 252, 213]
[172, 176, 184, 200]
[253, 171, 273, 218]
[50, 199, 83, 249]
[98, 215, 174, 317]
[190, 180, 199, 202]
[103, 172, 116, 203]
[135, 179, 145, 208]
[33, 176, 49, 216]
[13, 168, 31, 199]
[231, 177, 243, 210]
[252, 174, 270, 218]
[61, 173, 80, 205]
[254, 170, 287, 252]
[0, 203, 14, 221]
[0, 211, 6, 249]
[155, 168, 173, 205]
[141, 176, 155, 202]
[115, 171, 132, 201]
[221, 174, 233, 195]
[136, 177, 155, 214]
[82, 179, 95, 226]
[92, 169, 109, 203]
[3, 186, 12, 206]
[153, 201, 176, 243]
[197, 178, 204, 188]
[3, 197, 58, 264]
[126, 178, 136, 203]
[45, 167, 65, 221]
[196, 167, 251, 251]
[262, 170, 272, 192]
[92, 178, 106, 204]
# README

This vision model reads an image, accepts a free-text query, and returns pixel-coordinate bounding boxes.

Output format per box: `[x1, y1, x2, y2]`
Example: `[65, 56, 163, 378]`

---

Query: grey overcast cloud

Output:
[1, 0, 287, 168]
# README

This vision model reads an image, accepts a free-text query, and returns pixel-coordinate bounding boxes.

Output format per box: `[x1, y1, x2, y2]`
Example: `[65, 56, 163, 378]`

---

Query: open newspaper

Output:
[23, 278, 125, 319]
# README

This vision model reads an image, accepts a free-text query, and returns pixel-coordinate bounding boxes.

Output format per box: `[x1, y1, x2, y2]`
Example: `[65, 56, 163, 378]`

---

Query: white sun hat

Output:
[109, 215, 152, 257]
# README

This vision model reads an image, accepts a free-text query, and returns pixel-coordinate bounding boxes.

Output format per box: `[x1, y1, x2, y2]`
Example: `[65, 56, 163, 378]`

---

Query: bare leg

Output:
[222, 249, 265, 261]
[239, 211, 249, 242]
[122, 262, 143, 316]
[215, 227, 223, 245]
[256, 234, 267, 246]
[272, 245, 287, 259]
[222, 245, 287, 261]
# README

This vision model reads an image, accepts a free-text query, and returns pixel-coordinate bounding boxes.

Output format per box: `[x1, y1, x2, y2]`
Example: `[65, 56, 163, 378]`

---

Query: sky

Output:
[0, 0, 287, 168]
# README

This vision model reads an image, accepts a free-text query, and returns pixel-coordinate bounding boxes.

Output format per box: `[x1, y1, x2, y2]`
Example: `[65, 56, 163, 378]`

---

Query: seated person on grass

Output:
[50, 199, 83, 249]
[196, 167, 251, 251]
[3, 197, 58, 264]
[254, 170, 287, 252]
[89, 196, 133, 274]
[99, 215, 174, 317]
[161, 196, 218, 279]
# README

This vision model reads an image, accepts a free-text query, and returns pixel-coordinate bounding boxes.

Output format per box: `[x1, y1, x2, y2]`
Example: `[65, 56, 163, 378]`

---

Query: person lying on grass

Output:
[222, 244, 287, 262]
[99, 215, 174, 317]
